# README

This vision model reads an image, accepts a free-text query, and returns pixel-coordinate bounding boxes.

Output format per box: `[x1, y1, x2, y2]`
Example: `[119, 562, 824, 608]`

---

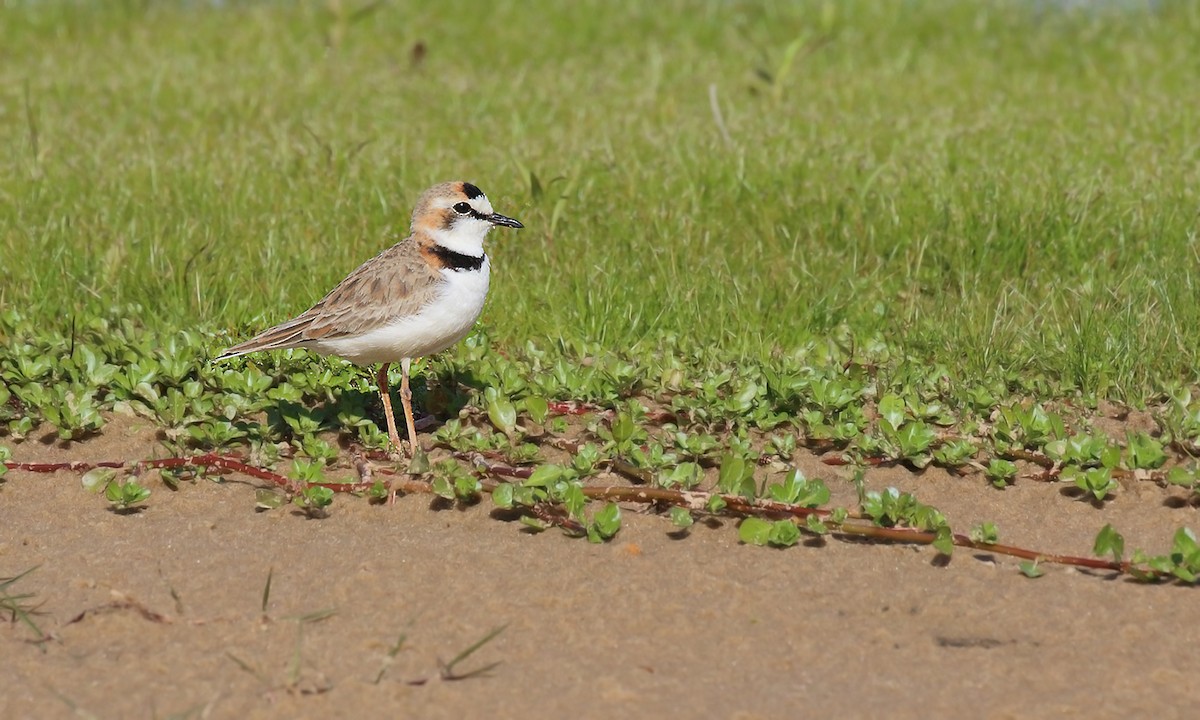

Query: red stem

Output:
[0, 455, 1150, 578]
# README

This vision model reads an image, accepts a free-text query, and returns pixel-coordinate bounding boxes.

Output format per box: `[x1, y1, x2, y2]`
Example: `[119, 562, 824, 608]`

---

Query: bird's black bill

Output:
[487, 213, 523, 229]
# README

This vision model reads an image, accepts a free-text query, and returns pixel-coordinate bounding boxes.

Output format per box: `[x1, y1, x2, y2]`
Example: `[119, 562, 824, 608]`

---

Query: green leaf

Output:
[706, 494, 727, 513]
[738, 517, 772, 546]
[932, 526, 954, 556]
[524, 464, 566, 488]
[431, 476, 455, 500]
[104, 479, 124, 504]
[367, 480, 389, 500]
[1099, 444, 1122, 470]
[969, 522, 999, 545]
[304, 485, 333, 508]
[453, 474, 481, 499]
[1172, 527, 1199, 559]
[486, 389, 517, 434]
[586, 502, 621, 543]
[985, 458, 1018, 486]
[717, 453, 746, 491]
[1124, 432, 1167, 470]
[766, 470, 830, 507]
[1171, 565, 1198, 583]
[82, 467, 116, 493]
[492, 483, 514, 509]
[255, 488, 286, 510]
[659, 462, 701, 489]
[767, 469, 804, 503]
[1167, 467, 1197, 488]
[796, 478, 831, 508]
[407, 448, 431, 475]
[1075, 467, 1115, 500]
[877, 394, 906, 433]
[610, 412, 635, 445]
[767, 520, 800, 547]
[1019, 560, 1045, 578]
[933, 438, 976, 467]
[512, 485, 543, 506]
[805, 514, 827, 534]
[1092, 524, 1125, 562]
[717, 453, 755, 498]
[125, 482, 151, 504]
[519, 516, 548, 532]
[562, 482, 587, 520]
[669, 506, 694, 528]
[896, 421, 937, 458]
[523, 396, 549, 424]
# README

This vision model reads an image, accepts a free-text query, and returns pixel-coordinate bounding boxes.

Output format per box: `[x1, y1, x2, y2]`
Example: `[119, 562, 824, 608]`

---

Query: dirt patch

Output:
[3, 416, 1199, 719]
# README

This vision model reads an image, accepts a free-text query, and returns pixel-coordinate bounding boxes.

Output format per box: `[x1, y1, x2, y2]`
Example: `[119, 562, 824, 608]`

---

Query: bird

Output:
[215, 181, 523, 459]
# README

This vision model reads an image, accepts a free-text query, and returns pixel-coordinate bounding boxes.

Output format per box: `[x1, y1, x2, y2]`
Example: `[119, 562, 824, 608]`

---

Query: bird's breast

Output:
[313, 258, 490, 365]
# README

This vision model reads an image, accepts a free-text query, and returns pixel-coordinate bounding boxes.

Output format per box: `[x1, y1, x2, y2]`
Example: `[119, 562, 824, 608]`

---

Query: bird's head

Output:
[411, 181, 523, 255]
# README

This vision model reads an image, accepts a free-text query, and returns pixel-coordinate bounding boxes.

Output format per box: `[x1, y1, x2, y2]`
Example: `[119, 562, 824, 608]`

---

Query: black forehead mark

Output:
[461, 182, 484, 200]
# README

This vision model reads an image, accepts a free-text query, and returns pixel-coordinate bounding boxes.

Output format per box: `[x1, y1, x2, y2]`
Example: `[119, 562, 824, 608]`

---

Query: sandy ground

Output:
[3, 414, 1199, 720]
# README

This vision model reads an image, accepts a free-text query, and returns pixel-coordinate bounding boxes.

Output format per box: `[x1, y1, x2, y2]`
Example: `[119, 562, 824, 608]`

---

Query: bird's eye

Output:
[452, 202, 472, 215]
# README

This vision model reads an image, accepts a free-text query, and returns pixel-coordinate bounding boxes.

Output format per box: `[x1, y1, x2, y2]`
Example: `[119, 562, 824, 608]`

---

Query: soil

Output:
[3, 413, 1199, 719]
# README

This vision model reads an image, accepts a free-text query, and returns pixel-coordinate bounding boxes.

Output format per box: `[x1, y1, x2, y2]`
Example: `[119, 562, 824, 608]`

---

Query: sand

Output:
[3, 414, 1199, 719]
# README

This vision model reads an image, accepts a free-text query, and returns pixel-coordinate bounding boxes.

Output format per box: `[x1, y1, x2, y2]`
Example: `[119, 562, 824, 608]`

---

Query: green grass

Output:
[2, 0, 1199, 402]
[5, 3, 1200, 575]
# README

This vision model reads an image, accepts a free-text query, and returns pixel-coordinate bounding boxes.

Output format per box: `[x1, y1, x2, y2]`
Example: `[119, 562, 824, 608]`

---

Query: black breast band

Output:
[432, 246, 486, 272]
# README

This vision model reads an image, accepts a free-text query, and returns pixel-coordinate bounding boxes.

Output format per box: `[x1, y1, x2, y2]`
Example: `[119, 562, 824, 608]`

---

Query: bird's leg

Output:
[399, 357, 421, 455]
[375, 363, 405, 460]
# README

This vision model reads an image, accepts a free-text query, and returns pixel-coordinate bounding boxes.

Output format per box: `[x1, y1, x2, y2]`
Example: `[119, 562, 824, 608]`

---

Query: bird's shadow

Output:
[261, 365, 488, 442]
[411, 365, 488, 425]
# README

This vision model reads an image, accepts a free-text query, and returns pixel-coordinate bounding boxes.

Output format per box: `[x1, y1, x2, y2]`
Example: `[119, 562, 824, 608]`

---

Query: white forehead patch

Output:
[473, 195, 495, 214]
[434, 194, 494, 215]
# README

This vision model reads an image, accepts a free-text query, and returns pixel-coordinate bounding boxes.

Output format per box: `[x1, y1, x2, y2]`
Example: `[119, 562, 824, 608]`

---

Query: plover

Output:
[216, 181, 523, 458]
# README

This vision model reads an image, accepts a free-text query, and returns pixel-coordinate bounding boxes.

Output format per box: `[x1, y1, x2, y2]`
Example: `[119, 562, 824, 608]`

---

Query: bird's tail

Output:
[214, 317, 313, 361]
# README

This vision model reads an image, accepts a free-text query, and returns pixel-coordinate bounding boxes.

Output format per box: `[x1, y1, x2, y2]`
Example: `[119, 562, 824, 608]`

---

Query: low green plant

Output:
[431, 460, 482, 502]
[861, 488, 947, 533]
[586, 502, 622, 543]
[1123, 432, 1167, 470]
[293, 485, 334, 517]
[669, 506, 694, 529]
[716, 453, 757, 499]
[875, 394, 939, 468]
[738, 518, 802, 548]
[985, 459, 1019, 488]
[80, 468, 151, 510]
[933, 438, 977, 469]
[970, 522, 1000, 545]
[1064, 466, 1118, 502]
[105, 477, 152, 510]
[656, 461, 701, 490]
[766, 469, 830, 507]
[288, 460, 334, 516]
[1019, 560, 1045, 579]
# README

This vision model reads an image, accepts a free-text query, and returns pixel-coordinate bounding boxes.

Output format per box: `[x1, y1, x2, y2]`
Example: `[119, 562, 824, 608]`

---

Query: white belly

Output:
[310, 260, 490, 365]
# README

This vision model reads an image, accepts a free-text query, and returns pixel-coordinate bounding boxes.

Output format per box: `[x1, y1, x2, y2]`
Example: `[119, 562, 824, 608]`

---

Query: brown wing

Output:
[216, 240, 441, 359]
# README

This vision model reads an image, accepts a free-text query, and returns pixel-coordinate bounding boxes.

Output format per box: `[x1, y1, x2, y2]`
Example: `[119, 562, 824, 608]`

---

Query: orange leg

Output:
[399, 358, 420, 455]
[375, 363, 404, 458]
